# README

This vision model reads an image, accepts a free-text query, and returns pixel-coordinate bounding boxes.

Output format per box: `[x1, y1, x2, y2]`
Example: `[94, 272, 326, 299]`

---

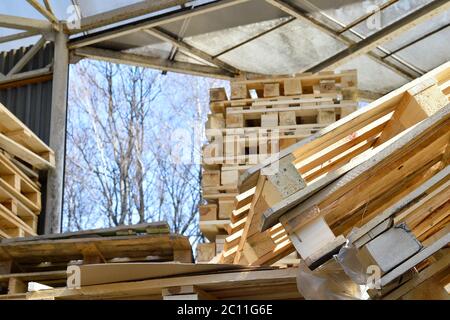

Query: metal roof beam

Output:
[265, 0, 417, 80]
[306, 0, 450, 73]
[68, 0, 189, 34]
[68, 0, 252, 49]
[143, 27, 240, 75]
[0, 14, 52, 32]
[338, 0, 399, 34]
[73, 47, 234, 80]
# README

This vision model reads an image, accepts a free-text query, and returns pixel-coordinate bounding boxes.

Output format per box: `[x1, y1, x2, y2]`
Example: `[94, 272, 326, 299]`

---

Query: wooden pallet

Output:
[0, 103, 54, 170]
[0, 222, 192, 279]
[3, 265, 300, 300]
[220, 61, 450, 267]
[203, 71, 359, 252]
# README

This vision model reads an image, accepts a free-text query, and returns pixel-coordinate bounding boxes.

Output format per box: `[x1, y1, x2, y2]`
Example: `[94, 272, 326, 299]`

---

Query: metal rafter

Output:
[0, 31, 38, 45]
[214, 17, 296, 58]
[143, 27, 239, 74]
[68, 0, 189, 34]
[0, 14, 52, 32]
[305, 0, 450, 73]
[300, 0, 425, 76]
[73, 47, 235, 80]
[26, 0, 59, 28]
[67, 0, 251, 49]
[338, 0, 399, 34]
[264, 0, 417, 80]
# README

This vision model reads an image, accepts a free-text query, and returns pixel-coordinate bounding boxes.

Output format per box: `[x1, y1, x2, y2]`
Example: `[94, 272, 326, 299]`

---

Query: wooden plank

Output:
[25, 267, 298, 300]
[1, 221, 170, 243]
[349, 165, 450, 245]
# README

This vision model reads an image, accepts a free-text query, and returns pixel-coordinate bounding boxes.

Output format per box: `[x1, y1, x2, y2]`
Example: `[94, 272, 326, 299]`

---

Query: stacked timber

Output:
[0, 222, 192, 296]
[219, 61, 450, 300]
[0, 102, 55, 239]
[198, 70, 359, 262]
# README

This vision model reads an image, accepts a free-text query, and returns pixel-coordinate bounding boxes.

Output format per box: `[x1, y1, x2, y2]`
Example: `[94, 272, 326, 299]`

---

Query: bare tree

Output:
[64, 60, 226, 245]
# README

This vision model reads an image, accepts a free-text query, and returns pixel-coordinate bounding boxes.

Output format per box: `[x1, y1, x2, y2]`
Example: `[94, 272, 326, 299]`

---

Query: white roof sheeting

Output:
[1, 0, 449, 94]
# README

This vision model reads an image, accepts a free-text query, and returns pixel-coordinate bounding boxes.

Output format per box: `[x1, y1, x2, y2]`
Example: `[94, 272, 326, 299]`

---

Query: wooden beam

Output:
[26, 0, 59, 27]
[306, 0, 450, 73]
[0, 31, 38, 45]
[143, 27, 239, 74]
[0, 14, 52, 32]
[264, 0, 416, 80]
[7, 37, 47, 77]
[73, 47, 234, 79]
[68, 0, 251, 48]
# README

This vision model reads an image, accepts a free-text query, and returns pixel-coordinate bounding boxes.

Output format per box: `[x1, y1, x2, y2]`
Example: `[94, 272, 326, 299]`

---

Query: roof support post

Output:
[45, 27, 69, 234]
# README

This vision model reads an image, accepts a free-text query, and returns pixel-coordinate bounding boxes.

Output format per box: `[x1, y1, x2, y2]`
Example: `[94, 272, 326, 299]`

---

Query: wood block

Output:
[199, 204, 217, 221]
[319, 80, 336, 93]
[286, 217, 336, 259]
[206, 114, 225, 129]
[284, 79, 302, 95]
[279, 111, 296, 126]
[202, 170, 220, 187]
[8, 277, 27, 294]
[357, 225, 422, 274]
[196, 243, 216, 262]
[264, 83, 280, 98]
[218, 199, 235, 220]
[231, 83, 247, 100]
[226, 113, 244, 128]
[221, 169, 239, 186]
[209, 87, 228, 102]
[317, 108, 336, 124]
[215, 235, 226, 254]
[261, 113, 279, 127]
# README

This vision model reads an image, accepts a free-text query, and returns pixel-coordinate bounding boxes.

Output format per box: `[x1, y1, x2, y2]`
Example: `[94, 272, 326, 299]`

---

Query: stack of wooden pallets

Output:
[216, 61, 449, 300]
[0, 222, 192, 296]
[197, 70, 359, 262]
[0, 102, 55, 239]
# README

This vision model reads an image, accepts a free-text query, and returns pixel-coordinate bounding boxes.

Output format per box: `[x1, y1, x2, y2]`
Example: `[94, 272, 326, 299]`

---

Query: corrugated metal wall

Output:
[0, 42, 54, 144]
[0, 42, 54, 234]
